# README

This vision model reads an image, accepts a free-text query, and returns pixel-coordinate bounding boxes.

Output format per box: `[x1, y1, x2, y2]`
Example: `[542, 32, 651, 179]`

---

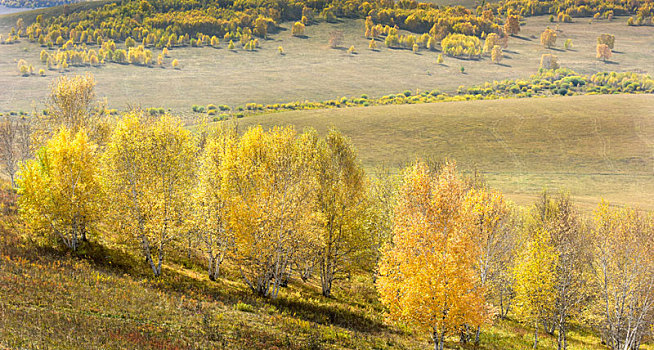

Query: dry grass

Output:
[0, 15, 652, 114]
[0, 213, 629, 350]
[230, 94, 654, 211]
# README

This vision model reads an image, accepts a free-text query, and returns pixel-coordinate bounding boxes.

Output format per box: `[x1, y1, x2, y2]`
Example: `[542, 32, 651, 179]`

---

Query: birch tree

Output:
[224, 126, 318, 298]
[315, 129, 370, 297]
[101, 113, 195, 277]
[377, 161, 487, 350]
[18, 127, 102, 250]
[593, 201, 654, 350]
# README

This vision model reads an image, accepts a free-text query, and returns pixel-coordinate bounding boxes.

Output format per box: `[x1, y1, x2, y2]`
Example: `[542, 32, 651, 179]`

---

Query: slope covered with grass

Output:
[231, 94, 654, 210]
[0, 212, 628, 350]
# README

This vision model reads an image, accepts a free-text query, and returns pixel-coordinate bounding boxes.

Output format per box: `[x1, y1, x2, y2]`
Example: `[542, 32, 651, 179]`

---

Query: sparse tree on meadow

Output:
[596, 44, 611, 62]
[505, 15, 520, 36]
[541, 28, 557, 48]
[597, 33, 615, 49]
[491, 45, 503, 64]
[291, 22, 305, 37]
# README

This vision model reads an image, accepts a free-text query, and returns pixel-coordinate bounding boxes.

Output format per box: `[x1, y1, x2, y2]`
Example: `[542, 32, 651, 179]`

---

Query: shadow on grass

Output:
[270, 293, 390, 334]
[510, 35, 532, 41]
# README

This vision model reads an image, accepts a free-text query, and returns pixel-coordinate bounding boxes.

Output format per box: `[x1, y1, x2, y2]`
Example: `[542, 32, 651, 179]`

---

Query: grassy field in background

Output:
[229, 94, 654, 211]
[0, 14, 652, 114]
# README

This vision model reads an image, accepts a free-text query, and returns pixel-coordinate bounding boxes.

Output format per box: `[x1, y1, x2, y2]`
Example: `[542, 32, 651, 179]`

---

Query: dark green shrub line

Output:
[193, 69, 653, 121]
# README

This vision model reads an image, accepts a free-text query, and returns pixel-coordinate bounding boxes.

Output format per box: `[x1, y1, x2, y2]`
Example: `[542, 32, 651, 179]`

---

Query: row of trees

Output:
[14, 74, 380, 300]
[378, 161, 654, 350]
[5, 73, 654, 350]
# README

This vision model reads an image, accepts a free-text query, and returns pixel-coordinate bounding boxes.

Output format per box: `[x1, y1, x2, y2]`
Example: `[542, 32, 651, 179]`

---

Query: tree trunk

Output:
[475, 326, 481, 346]
[533, 327, 539, 349]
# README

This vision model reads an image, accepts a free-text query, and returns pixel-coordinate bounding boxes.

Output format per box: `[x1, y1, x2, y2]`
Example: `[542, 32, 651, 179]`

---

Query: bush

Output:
[441, 33, 482, 58]
[234, 301, 255, 312]
[291, 22, 305, 37]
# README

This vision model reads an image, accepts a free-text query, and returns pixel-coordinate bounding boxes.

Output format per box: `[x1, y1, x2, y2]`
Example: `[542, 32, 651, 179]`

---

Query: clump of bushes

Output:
[441, 33, 482, 59]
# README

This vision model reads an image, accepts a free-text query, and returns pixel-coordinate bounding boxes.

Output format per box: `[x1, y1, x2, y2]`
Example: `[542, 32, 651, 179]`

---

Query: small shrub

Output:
[235, 301, 255, 312]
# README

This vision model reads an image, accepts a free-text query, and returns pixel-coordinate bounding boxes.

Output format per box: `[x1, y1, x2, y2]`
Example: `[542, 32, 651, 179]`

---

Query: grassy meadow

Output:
[0, 14, 653, 114]
[0, 214, 642, 350]
[229, 94, 654, 211]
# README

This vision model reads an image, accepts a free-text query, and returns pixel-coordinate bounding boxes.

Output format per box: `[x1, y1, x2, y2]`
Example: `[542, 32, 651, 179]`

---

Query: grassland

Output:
[229, 94, 654, 211]
[0, 212, 642, 350]
[0, 14, 652, 114]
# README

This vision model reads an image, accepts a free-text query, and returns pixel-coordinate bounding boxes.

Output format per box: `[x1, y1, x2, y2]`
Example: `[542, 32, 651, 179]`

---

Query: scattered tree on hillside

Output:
[491, 45, 503, 64]
[329, 31, 343, 49]
[540, 54, 559, 70]
[596, 43, 611, 62]
[505, 15, 520, 36]
[541, 28, 557, 48]
[597, 34, 615, 49]
[291, 22, 305, 37]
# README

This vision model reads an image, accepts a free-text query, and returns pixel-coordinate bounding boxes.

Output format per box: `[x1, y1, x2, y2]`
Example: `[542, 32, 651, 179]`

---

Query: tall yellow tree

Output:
[513, 226, 557, 349]
[592, 201, 654, 350]
[541, 28, 557, 48]
[224, 126, 318, 298]
[315, 129, 370, 297]
[377, 161, 487, 350]
[37, 74, 108, 145]
[193, 126, 237, 281]
[18, 127, 102, 251]
[101, 113, 195, 277]
[464, 187, 513, 344]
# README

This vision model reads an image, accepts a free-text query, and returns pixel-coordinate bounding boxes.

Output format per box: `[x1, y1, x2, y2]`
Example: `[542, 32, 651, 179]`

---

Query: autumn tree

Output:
[533, 192, 592, 350]
[101, 113, 195, 277]
[291, 21, 305, 37]
[18, 128, 102, 251]
[193, 126, 237, 281]
[224, 126, 318, 298]
[596, 44, 611, 62]
[0, 116, 31, 187]
[592, 202, 654, 350]
[314, 129, 370, 297]
[491, 45, 503, 64]
[483, 33, 501, 55]
[378, 161, 487, 350]
[541, 28, 557, 48]
[597, 33, 615, 49]
[38, 74, 106, 145]
[505, 15, 520, 36]
[540, 54, 559, 70]
[464, 187, 513, 344]
[513, 227, 557, 349]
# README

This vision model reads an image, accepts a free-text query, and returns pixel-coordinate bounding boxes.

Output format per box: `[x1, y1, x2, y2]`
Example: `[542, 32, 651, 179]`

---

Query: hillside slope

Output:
[232, 94, 654, 210]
